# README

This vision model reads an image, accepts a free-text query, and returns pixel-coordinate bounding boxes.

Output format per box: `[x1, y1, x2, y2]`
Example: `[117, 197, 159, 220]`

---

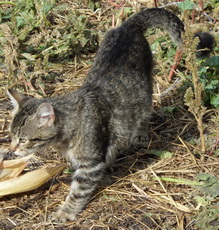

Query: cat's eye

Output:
[30, 138, 44, 142]
[19, 138, 28, 144]
[29, 136, 55, 142]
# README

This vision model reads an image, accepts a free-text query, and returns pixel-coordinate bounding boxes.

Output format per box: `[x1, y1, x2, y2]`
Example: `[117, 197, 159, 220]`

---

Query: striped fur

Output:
[8, 8, 186, 222]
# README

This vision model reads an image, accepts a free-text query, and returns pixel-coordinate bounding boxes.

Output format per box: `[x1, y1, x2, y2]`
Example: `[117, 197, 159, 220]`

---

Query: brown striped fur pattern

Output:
[8, 8, 185, 222]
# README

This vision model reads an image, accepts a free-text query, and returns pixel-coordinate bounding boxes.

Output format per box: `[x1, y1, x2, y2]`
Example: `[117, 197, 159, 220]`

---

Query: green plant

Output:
[199, 56, 219, 108]
[0, 0, 99, 86]
[177, 1, 218, 153]
[183, 26, 208, 153]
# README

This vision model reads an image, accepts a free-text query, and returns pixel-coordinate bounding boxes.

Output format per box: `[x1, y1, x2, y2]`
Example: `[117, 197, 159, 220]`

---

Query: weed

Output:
[199, 56, 219, 108]
[0, 0, 99, 88]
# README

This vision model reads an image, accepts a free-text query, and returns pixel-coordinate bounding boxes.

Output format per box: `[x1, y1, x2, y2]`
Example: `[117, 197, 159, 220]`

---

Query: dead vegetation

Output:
[0, 0, 219, 229]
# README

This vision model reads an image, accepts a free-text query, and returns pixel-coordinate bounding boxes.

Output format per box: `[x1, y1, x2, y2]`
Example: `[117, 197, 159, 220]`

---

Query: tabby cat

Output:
[7, 8, 212, 222]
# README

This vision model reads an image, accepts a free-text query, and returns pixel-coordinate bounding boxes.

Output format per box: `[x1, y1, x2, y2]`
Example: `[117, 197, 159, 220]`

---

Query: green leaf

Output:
[21, 53, 36, 61]
[205, 80, 219, 90]
[194, 196, 210, 207]
[196, 173, 219, 198]
[162, 106, 177, 114]
[199, 66, 208, 75]
[178, 0, 195, 11]
[41, 2, 54, 14]
[123, 7, 133, 14]
[195, 203, 219, 230]
[63, 167, 74, 174]
[148, 150, 173, 159]
[203, 56, 219, 67]
[16, 15, 25, 27]
[81, 38, 88, 47]
[152, 176, 202, 186]
[211, 94, 219, 108]
[166, 47, 176, 58]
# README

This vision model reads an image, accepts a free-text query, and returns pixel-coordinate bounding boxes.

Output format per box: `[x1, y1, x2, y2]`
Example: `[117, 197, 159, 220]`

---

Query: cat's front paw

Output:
[50, 209, 76, 223]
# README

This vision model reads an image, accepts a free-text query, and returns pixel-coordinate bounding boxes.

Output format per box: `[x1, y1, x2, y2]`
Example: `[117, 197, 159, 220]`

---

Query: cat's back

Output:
[84, 20, 153, 90]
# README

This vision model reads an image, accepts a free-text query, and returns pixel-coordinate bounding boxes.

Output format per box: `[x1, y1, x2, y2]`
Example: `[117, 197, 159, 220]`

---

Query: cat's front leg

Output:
[51, 162, 105, 223]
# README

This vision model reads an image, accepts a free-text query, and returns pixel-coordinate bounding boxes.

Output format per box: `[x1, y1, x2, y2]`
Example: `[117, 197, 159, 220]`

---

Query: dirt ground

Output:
[1, 90, 218, 229]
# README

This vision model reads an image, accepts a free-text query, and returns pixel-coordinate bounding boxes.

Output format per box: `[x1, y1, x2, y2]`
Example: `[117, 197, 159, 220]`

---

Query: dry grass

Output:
[0, 1, 219, 229]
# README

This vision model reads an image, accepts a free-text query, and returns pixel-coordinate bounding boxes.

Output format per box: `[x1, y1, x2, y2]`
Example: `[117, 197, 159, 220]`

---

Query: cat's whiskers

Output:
[27, 155, 45, 170]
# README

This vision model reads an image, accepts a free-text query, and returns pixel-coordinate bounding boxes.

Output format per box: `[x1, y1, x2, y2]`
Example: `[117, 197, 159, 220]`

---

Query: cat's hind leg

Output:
[130, 121, 149, 147]
[131, 134, 149, 147]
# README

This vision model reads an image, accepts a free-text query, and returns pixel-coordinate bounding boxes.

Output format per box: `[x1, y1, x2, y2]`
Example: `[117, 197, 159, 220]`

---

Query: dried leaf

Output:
[0, 154, 34, 181]
[0, 154, 33, 169]
[0, 164, 67, 198]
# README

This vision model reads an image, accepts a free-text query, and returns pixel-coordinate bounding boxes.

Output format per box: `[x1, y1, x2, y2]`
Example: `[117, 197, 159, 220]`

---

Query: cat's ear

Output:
[34, 103, 55, 127]
[7, 89, 29, 114]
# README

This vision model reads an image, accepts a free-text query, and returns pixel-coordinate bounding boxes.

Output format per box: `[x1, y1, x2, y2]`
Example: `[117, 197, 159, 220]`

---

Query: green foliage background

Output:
[0, 0, 218, 107]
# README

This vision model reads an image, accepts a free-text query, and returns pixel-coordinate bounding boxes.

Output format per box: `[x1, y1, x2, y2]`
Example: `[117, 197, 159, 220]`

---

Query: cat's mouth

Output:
[11, 142, 50, 156]
[10, 142, 39, 157]
[13, 148, 36, 157]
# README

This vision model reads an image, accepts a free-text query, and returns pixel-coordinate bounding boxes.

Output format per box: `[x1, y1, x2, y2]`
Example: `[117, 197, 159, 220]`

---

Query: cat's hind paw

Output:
[130, 135, 149, 147]
[50, 209, 76, 223]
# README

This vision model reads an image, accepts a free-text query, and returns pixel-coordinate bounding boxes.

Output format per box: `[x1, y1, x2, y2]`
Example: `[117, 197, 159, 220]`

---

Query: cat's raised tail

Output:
[123, 8, 214, 54]
[123, 8, 184, 46]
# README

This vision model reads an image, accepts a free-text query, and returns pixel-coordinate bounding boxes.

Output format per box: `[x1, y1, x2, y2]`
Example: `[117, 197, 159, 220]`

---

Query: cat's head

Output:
[7, 89, 57, 156]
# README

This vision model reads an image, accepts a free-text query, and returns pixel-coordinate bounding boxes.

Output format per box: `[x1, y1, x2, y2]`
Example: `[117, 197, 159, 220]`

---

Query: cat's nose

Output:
[10, 142, 18, 152]
[10, 138, 19, 152]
